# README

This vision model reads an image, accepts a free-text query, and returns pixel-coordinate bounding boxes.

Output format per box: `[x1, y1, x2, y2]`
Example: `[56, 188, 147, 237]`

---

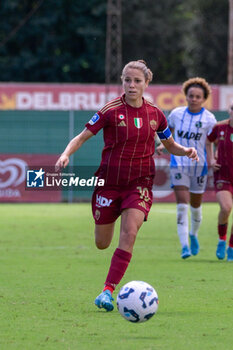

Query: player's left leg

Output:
[227, 222, 233, 261]
[225, 189, 233, 262]
[189, 192, 203, 255]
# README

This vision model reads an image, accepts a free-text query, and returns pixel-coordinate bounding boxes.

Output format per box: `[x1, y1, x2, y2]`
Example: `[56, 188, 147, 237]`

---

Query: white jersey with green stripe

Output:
[168, 106, 217, 176]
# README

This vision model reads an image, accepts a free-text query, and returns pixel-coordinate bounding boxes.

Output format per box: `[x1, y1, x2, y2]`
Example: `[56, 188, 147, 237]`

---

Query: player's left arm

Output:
[155, 127, 174, 155]
[161, 136, 199, 161]
[157, 126, 199, 161]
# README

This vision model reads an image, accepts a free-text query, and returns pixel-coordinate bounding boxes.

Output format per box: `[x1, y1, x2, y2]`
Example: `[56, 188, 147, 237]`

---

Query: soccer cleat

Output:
[216, 240, 226, 260]
[94, 290, 114, 311]
[189, 234, 200, 255]
[181, 245, 191, 259]
[227, 246, 233, 262]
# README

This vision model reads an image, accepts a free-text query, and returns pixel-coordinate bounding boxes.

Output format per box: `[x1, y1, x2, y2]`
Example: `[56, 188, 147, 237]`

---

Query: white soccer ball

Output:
[117, 280, 159, 323]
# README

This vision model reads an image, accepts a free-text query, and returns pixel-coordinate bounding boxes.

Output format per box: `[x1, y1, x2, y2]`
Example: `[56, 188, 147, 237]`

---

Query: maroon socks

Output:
[104, 248, 132, 292]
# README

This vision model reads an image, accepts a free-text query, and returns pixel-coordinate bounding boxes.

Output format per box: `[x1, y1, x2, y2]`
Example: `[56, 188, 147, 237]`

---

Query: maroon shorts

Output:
[92, 178, 153, 224]
[214, 173, 233, 195]
[214, 180, 233, 195]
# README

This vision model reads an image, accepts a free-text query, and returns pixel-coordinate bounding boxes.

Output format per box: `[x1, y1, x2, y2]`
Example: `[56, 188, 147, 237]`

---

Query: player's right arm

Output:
[206, 135, 221, 172]
[55, 128, 93, 170]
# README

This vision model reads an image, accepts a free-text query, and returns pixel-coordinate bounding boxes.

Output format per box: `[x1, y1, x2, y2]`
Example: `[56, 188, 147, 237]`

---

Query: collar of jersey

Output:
[186, 107, 204, 115]
[122, 94, 145, 109]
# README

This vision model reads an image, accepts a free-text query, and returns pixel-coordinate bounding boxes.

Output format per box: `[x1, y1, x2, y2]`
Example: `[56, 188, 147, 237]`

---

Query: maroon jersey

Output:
[85, 94, 168, 185]
[207, 119, 233, 182]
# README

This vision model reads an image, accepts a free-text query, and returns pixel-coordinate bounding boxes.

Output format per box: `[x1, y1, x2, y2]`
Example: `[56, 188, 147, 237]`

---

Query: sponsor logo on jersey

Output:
[195, 121, 202, 128]
[134, 118, 143, 129]
[88, 113, 100, 125]
[118, 120, 126, 127]
[177, 130, 202, 141]
[230, 134, 233, 142]
[96, 195, 113, 207]
[220, 131, 225, 140]
[150, 120, 157, 130]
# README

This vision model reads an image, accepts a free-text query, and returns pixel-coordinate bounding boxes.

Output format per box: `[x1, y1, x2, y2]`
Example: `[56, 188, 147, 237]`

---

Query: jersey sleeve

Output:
[85, 111, 106, 135]
[156, 109, 172, 140]
[167, 110, 175, 128]
[207, 113, 217, 135]
[207, 124, 218, 142]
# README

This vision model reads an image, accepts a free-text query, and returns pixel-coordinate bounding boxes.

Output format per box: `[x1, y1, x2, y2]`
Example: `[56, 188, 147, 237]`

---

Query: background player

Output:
[56, 60, 198, 312]
[157, 77, 216, 259]
[206, 102, 233, 261]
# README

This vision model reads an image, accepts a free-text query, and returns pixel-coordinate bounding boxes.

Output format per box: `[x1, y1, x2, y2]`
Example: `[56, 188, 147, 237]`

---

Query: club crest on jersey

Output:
[195, 121, 202, 128]
[95, 209, 100, 220]
[134, 118, 143, 129]
[175, 173, 182, 180]
[217, 182, 223, 189]
[230, 134, 233, 142]
[88, 113, 100, 125]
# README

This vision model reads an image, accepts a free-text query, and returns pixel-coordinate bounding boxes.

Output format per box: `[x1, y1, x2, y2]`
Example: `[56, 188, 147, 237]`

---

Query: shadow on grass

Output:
[169, 257, 227, 264]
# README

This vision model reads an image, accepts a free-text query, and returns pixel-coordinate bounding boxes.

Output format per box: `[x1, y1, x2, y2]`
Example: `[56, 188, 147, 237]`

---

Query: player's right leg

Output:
[171, 170, 191, 259]
[94, 222, 117, 311]
[91, 186, 120, 311]
[95, 290, 114, 311]
[173, 185, 191, 259]
[189, 176, 207, 256]
[216, 190, 232, 260]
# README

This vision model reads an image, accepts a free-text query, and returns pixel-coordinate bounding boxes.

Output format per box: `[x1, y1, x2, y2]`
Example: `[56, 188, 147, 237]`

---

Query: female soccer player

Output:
[56, 60, 198, 311]
[206, 102, 233, 261]
[157, 77, 216, 259]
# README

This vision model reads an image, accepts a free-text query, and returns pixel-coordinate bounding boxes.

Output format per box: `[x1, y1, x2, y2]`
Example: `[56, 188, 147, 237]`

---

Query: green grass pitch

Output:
[0, 203, 232, 350]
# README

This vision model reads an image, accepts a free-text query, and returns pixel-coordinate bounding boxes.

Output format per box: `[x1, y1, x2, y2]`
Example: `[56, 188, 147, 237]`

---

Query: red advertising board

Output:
[153, 154, 216, 202]
[0, 154, 61, 202]
[0, 82, 220, 111]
